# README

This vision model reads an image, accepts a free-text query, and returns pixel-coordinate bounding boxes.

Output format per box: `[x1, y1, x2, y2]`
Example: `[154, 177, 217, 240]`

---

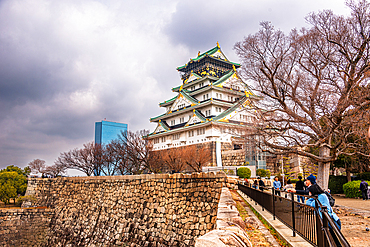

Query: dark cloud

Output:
[0, 0, 349, 171]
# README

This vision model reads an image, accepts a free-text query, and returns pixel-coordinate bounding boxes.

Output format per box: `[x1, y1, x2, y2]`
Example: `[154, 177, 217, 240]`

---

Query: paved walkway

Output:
[333, 195, 370, 216]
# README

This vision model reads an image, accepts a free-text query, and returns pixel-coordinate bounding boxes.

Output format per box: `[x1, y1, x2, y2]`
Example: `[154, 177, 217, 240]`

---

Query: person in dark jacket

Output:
[295, 176, 306, 203]
[258, 177, 265, 191]
[288, 174, 316, 195]
[359, 179, 369, 200]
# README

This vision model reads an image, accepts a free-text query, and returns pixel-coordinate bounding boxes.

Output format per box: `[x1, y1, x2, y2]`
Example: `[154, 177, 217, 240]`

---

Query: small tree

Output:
[237, 167, 251, 179]
[0, 166, 28, 205]
[256, 169, 267, 177]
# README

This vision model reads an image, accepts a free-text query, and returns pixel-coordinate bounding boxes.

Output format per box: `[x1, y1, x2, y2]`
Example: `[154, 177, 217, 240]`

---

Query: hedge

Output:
[356, 172, 370, 181]
[343, 180, 370, 198]
[328, 175, 348, 194]
[237, 167, 251, 179]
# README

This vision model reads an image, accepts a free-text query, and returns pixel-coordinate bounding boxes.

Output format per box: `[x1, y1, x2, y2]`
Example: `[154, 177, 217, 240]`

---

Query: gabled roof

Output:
[185, 109, 207, 126]
[213, 69, 255, 96]
[213, 69, 235, 87]
[177, 43, 240, 71]
[153, 120, 170, 134]
[213, 96, 253, 122]
[184, 72, 202, 84]
[159, 95, 177, 107]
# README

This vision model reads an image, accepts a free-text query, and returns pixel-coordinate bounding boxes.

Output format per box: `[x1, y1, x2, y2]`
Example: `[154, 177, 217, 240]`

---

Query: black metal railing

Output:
[238, 183, 350, 247]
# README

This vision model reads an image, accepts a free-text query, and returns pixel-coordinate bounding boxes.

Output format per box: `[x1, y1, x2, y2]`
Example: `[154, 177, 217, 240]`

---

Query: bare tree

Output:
[161, 147, 188, 173]
[28, 159, 46, 176]
[55, 142, 97, 176]
[119, 130, 160, 174]
[183, 145, 212, 172]
[234, 0, 370, 189]
[43, 163, 67, 177]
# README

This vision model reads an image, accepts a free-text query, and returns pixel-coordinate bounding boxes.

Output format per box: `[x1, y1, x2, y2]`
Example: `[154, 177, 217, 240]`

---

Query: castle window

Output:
[180, 117, 185, 123]
[172, 133, 180, 140]
[171, 120, 175, 125]
[191, 86, 195, 91]
[154, 138, 159, 144]
[188, 130, 194, 137]
[199, 82, 204, 88]
[205, 110, 211, 116]
[178, 103, 185, 109]
[161, 136, 166, 142]
[197, 128, 205, 135]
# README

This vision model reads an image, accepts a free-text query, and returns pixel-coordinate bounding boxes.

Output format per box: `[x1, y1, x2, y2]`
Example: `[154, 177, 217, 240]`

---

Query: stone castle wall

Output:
[0, 208, 53, 247]
[21, 172, 226, 246]
[221, 149, 246, 166]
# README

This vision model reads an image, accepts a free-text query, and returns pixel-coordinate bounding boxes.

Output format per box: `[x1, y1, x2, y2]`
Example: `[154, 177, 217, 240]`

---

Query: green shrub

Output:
[256, 169, 267, 177]
[237, 167, 251, 179]
[16, 195, 37, 207]
[328, 175, 348, 194]
[343, 180, 370, 198]
[266, 170, 271, 178]
[356, 172, 370, 181]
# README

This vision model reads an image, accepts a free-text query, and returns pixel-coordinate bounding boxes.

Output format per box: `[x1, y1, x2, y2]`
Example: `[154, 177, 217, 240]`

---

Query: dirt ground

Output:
[332, 195, 370, 246]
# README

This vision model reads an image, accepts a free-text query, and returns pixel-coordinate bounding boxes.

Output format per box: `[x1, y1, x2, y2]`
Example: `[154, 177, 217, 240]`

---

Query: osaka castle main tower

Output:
[147, 42, 261, 168]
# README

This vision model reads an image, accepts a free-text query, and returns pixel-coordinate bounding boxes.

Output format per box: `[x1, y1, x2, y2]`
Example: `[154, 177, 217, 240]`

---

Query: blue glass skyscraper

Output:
[95, 120, 128, 145]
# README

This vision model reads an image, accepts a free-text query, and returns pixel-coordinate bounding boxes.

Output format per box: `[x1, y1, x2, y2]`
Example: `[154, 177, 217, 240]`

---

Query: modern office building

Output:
[95, 120, 128, 145]
[147, 43, 264, 169]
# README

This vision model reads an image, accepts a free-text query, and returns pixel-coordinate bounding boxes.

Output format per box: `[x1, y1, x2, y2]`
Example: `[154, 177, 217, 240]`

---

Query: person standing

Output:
[360, 179, 369, 200]
[288, 174, 316, 195]
[295, 176, 306, 203]
[284, 179, 294, 199]
[258, 177, 265, 191]
[273, 177, 281, 196]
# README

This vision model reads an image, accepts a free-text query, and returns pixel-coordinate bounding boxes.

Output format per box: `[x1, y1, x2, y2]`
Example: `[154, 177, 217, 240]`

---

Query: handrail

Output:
[238, 182, 351, 247]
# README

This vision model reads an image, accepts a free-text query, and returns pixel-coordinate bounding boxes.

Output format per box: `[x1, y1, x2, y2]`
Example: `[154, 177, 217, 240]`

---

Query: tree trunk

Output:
[316, 145, 330, 191]
[346, 162, 351, 182]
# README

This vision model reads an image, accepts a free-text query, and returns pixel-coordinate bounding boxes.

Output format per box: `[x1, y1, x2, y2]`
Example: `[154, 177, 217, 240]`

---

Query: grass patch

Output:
[236, 191, 289, 247]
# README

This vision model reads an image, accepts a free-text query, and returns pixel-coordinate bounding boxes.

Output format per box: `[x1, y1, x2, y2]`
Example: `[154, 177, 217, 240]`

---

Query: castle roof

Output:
[176, 44, 240, 71]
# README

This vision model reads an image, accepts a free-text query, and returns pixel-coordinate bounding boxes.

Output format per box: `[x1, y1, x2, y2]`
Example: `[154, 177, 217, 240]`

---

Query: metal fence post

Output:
[272, 188, 276, 220]
[315, 198, 323, 247]
[291, 192, 296, 237]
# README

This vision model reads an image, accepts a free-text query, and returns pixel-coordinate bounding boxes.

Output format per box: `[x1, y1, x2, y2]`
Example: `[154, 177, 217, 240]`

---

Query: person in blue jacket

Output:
[306, 183, 342, 246]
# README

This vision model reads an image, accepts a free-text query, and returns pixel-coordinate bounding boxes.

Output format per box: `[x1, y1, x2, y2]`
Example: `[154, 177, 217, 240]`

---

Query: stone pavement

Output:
[237, 190, 312, 247]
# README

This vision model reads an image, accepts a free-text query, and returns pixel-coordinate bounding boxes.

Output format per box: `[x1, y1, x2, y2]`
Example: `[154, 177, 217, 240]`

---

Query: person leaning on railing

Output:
[287, 174, 316, 195]
[306, 183, 342, 246]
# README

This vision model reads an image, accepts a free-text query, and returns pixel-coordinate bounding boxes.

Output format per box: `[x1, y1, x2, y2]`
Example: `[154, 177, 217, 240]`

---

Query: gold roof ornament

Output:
[217, 41, 220, 48]
[232, 64, 236, 71]
[198, 51, 200, 56]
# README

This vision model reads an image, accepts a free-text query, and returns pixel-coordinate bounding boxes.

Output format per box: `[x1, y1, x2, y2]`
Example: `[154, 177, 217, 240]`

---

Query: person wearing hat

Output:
[287, 174, 316, 195]
[306, 182, 342, 246]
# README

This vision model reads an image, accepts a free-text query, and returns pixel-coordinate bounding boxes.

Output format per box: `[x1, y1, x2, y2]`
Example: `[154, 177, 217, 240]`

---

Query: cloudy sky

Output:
[0, 0, 351, 173]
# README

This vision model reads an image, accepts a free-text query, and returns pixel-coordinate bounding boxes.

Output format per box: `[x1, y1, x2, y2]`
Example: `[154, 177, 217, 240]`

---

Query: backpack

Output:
[325, 191, 335, 207]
